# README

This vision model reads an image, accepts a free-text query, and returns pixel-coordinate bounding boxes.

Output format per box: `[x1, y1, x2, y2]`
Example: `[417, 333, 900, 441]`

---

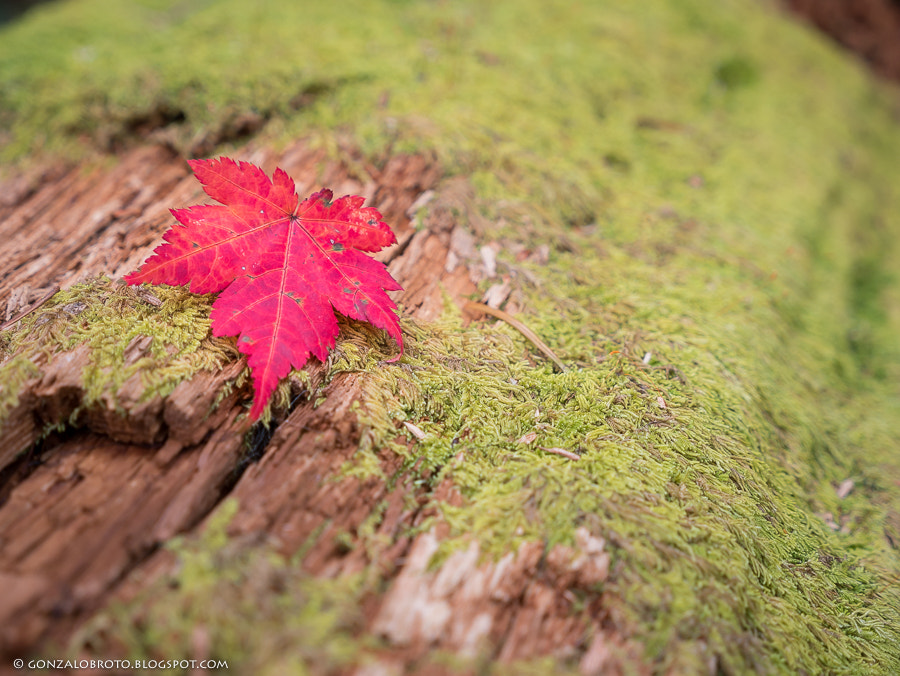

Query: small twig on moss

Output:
[539, 446, 580, 460]
[464, 301, 567, 372]
[135, 288, 163, 307]
[1, 285, 60, 332]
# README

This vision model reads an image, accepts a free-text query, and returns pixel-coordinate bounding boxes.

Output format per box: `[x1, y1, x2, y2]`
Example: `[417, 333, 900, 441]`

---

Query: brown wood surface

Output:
[0, 143, 636, 674]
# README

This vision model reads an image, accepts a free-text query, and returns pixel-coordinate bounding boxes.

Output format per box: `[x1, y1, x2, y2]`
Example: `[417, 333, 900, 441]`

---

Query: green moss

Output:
[0, 277, 239, 427]
[0, 353, 39, 419]
[71, 499, 367, 675]
[339, 298, 899, 673]
[4, 0, 900, 673]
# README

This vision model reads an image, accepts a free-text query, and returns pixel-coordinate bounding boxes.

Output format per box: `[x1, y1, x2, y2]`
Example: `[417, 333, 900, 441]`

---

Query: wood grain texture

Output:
[0, 143, 635, 672]
[0, 142, 472, 657]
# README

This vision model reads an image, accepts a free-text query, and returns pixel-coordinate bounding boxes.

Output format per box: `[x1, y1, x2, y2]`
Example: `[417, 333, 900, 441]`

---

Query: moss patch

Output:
[338, 303, 899, 673]
[71, 500, 368, 675]
[0, 278, 237, 427]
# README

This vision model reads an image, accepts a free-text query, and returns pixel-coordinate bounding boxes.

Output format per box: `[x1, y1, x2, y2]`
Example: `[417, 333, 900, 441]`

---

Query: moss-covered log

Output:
[1, 0, 900, 674]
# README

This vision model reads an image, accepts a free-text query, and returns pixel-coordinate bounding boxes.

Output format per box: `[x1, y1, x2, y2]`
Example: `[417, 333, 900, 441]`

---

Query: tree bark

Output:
[3, 142, 615, 672]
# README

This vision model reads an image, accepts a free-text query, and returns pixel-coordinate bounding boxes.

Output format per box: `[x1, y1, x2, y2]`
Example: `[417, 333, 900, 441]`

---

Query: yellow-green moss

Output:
[0, 278, 240, 428]
[334, 304, 899, 673]
[0, 353, 39, 419]
[71, 500, 367, 676]
[70, 499, 581, 675]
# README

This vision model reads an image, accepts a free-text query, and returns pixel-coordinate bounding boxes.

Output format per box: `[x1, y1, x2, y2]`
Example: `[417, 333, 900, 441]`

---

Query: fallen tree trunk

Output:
[2, 2, 900, 674]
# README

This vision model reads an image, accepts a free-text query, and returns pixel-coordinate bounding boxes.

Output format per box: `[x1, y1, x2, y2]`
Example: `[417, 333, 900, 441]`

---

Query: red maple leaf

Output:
[126, 157, 403, 419]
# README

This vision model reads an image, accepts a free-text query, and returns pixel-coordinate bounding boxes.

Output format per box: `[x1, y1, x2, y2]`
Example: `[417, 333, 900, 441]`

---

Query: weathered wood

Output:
[0, 416, 245, 652]
[0, 141, 639, 672]
[0, 147, 191, 308]
[0, 141, 486, 661]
